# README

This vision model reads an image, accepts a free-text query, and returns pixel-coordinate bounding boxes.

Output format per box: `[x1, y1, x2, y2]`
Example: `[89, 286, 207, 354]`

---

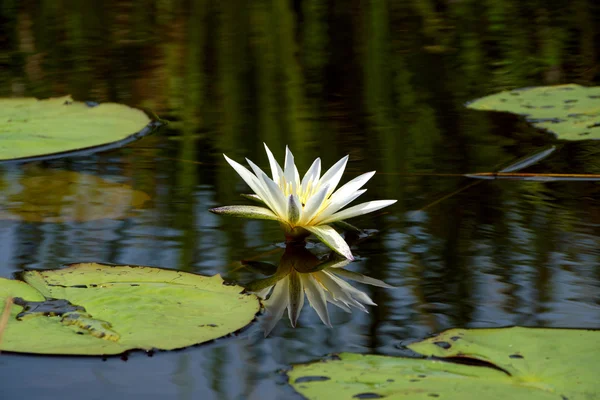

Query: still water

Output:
[0, 1, 599, 399]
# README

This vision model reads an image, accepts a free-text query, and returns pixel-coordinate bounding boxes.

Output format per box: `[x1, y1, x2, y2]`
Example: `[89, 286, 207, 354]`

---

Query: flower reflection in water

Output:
[244, 243, 393, 335]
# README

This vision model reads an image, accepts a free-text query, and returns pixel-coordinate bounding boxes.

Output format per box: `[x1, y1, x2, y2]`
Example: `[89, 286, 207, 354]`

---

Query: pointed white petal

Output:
[283, 146, 297, 192]
[323, 290, 352, 312]
[300, 184, 330, 224]
[263, 143, 284, 183]
[301, 157, 321, 195]
[262, 276, 290, 336]
[332, 171, 375, 198]
[246, 158, 287, 218]
[287, 195, 301, 225]
[319, 200, 397, 225]
[323, 171, 375, 214]
[318, 155, 348, 196]
[315, 272, 350, 306]
[301, 274, 331, 326]
[293, 165, 301, 191]
[327, 271, 377, 306]
[304, 225, 353, 260]
[344, 285, 376, 307]
[245, 157, 270, 178]
[315, 189, 367, 223]
[334, 268, 395, 288]
[287, 271, 304, 327]
[209, 206, 279, 221]
[260, 174, 289, 219]
[224, 154, 263, 191]
[314, 271, 365, 311]
[224, 154, 273, 208]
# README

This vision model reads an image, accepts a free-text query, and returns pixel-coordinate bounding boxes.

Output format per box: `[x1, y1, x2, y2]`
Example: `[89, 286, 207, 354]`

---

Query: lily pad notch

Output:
[0, 263, 260, 355]
[288, 327, 599, 400]
[0, 95, 165, 163]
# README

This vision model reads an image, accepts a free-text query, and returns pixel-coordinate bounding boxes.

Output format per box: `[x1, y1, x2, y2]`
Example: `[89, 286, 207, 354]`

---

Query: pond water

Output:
[1, 1, 599, 399]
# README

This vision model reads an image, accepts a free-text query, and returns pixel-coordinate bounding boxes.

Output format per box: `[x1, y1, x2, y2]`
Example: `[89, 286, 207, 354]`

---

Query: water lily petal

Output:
[246, 158, 287, 218]
[319, 200, 397, 225]
[245, 157, 269, 178]
[240, 193, 266, 205]
[260, 174, 290, 219]
[324, 292, 352, 312]
[287, 194, 301, 225]
[321, 171, 375, 215]
[263, 143, 284, 184]
[263, 276, 290, 336]
[301, 184, 330, 224]
[348, 288, 376, 307]
[316, 189, 367, 222]
[224, 154, 273, 208]
[325, 271, 377, 306]
[287, 271, 304, 327]
[314, 270, 366, 311]
[284, 146, 298, 192]
[332, 171, 375, 199]
[318, 155, 348, 196]
[293, 165, 301, 190]
[209, 205, 279, 221]
[334, 268, 395, 288]
[304, 225, 353, 260]
[301, 157, 321, 196]
[301, 274, 331, 327]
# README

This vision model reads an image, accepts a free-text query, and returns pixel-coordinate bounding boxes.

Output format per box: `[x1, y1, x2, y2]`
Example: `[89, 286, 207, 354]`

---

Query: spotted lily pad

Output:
[288, 327, 599, 399]
[0, 168, 150, 222]
[408, 327, 598, 399]
[467, 84, 600, 140]
[0, 263, 260, 355]
[0, 95, 155, 162]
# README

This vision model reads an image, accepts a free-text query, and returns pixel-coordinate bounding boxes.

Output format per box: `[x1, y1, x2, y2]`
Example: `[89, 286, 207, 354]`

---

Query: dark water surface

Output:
[1, 1, 599, 399]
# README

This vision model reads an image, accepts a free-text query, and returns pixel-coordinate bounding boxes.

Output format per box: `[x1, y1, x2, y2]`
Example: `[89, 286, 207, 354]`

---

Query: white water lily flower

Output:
[210, 144, 396, 260]
[255, 254, 392, 335]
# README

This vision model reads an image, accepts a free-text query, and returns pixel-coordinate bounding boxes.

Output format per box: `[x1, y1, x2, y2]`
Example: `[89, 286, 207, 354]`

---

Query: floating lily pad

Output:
[288, 327, 599, 399]
[0, 95, 155, 162]
[0, 168, 150, 222]
[0, 263, 260, 355]
[408, 327, 598, 399]
[467, 84, 600, 140]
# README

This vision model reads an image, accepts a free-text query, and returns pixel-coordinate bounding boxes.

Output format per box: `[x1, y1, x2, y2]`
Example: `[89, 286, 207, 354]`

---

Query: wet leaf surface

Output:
[0, 263, 260, 355]
[288, 327, 599, 399]
[0, 96, 153, 162]
[467, 84, 600, 140]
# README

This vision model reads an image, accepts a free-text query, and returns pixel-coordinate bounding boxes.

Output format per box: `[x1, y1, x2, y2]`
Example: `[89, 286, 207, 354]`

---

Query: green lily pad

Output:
[0, 168, 150, 222]
[288, 327, 599, 399]
[408, 327, 598, 399]
[467, 84, 600, 140]
[0, 95, 154, 162]
[0, 263, 260, 355]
